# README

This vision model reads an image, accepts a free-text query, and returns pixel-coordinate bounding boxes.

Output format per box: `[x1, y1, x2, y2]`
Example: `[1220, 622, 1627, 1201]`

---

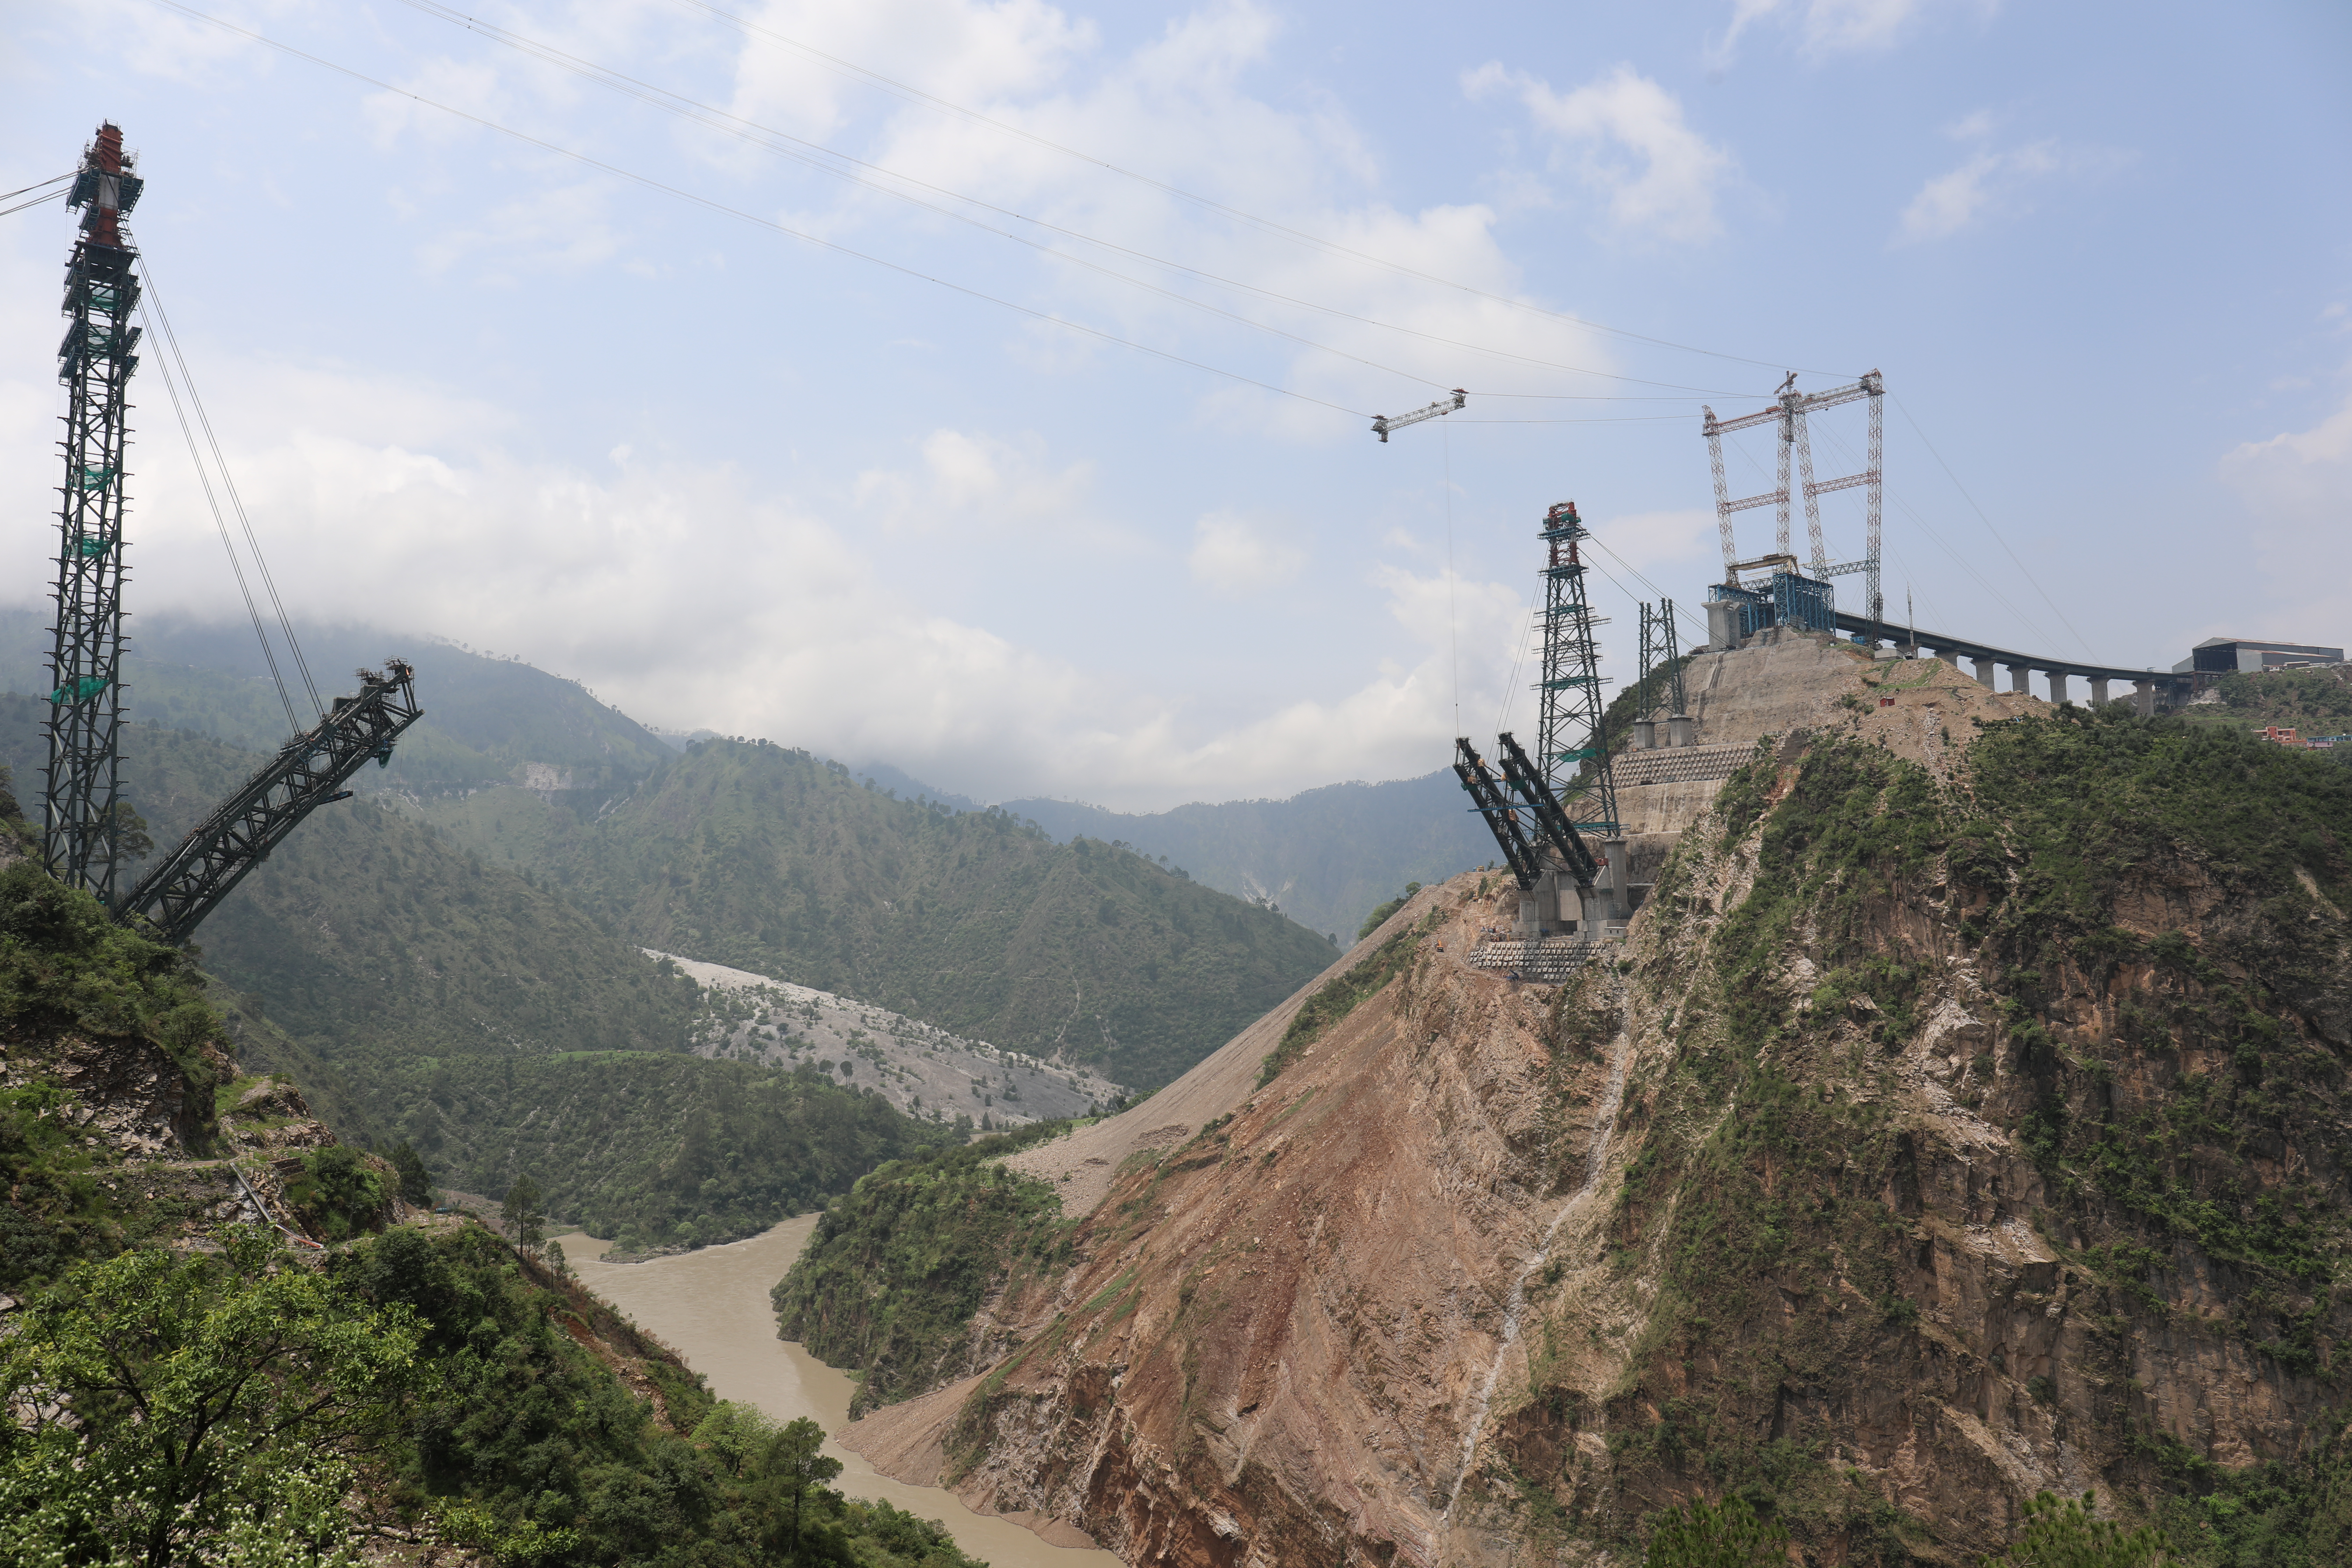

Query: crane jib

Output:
[115, 662, 422, 946]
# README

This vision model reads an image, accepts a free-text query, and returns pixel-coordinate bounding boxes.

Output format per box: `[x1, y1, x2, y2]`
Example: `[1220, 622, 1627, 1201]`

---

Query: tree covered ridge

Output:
[773, 1119, 1085, 1418]
[536, 737, 1339, 1088]
[1, 1220, 988, 1566]
[1576, 707, 2352, 1565]
[380, 1050, 957, 1256]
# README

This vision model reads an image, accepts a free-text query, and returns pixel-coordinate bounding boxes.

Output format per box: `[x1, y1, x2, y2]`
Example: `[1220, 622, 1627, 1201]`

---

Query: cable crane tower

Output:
[36, 123, 424, 943]
[1702, 371, 1884, 625]
[43, 124, 145, 902]
[1533, 501, 1618, 837]
[1454, 499, 1628, 944]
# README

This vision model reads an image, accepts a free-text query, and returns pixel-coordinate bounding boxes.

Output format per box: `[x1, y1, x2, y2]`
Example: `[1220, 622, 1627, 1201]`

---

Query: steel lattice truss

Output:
[1533, 501, 1618, 835]
[43, 124, 147, 902]
[120, 663, 423, 945]
[1702, 371, 1884, 622]
[1636, 600, 1686, 721]
[1452, 737, 1542, 891]
[1494, 732, 1599, 888]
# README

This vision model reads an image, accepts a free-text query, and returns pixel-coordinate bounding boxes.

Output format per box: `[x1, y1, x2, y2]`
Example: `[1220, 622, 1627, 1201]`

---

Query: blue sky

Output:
[4, 0, 2347, 807]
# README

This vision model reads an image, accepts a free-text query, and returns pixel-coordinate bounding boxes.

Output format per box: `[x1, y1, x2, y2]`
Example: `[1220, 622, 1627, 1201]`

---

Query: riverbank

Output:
[569, 1219, 1120, 1567]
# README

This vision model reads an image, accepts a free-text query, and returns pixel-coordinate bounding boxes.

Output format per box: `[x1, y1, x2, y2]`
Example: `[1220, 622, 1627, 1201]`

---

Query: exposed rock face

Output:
[834, 642, 2352, 1566]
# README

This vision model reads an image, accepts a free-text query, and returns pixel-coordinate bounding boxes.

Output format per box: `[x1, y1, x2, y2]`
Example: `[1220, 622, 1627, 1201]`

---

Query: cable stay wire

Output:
[0, 188, 69, 220]
[1804, 419, 2062, 655]
[148, 0, 1380, 421]
[390, 0, 1758, 401]
[657, 0, 1857, 380]
[1891, 394, 2094, 660]
[1, 172, 75, 202]
[134, 299, 304, 736]
[132, 241, 325, 724]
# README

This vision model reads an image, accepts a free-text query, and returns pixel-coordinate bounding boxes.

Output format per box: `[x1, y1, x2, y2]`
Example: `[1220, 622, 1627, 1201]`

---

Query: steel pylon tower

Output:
[1702, 370, 1883, 621]
[43, 124, 146, 901]
[1637, 600, 1686, 720]
[1533, 501, 1617, 835]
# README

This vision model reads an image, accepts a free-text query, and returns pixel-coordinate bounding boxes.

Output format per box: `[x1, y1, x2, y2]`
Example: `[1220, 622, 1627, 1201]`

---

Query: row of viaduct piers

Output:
[1707, 602, 2193, 715]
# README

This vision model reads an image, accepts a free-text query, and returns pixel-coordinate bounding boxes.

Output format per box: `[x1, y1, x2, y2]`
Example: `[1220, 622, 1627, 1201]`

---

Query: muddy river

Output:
[571, 1219, 1119, 1568]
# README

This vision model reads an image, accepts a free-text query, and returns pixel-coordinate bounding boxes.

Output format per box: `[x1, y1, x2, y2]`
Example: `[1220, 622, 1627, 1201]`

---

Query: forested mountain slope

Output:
[1001, 770, 1494, 945]
[536, 740, 1339, 1090]
[0, 608, 671, 792]
[2, 703, 963, 1247]
[0, 695, 694, 1070]
[800, 694, 2352, 1567]
[0, 812, 979, 1563]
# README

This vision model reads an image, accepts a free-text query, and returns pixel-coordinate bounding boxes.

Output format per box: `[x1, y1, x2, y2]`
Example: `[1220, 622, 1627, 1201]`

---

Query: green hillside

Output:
[380, 1052, 948, 1255]
[524, 740, 1336, 1089]
[0, 695, 696, 1071]
[1005, 770, 1492, 944]
[0, 609, 672, 793]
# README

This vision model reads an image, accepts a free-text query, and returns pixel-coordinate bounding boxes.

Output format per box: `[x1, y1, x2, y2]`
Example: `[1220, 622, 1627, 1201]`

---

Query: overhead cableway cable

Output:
[135, 299, 303, 737]
[391, 0, 1755, 402]
[131, 241, 324, 727]
[144, 0, 1381, 420]
[658, 0, 1857, 380]
[1891, 395, 2094, 660]
[0, 181, 71, 219]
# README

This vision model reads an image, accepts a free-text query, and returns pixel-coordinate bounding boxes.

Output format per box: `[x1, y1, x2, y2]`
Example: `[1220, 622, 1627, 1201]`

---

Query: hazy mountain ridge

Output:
[514, 738, 1338, 1090]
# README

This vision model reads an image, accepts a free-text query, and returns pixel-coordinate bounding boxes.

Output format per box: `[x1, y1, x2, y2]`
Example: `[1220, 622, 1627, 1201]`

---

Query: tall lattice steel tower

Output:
[1702, 370, 1884, 622]
[44, 123, 145, 900]
[1533, 501, 1617, 836]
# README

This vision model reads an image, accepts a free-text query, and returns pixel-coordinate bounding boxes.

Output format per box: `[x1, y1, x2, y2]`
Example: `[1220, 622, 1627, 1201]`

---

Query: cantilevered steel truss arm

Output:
[1454, 737, 1542, 891]
[118, 660, 422, 945]
[1494, 731, 1599, 889]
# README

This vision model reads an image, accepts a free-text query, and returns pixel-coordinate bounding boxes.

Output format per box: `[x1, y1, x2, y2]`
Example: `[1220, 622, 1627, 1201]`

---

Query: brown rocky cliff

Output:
[839, 700, 2352, 1566]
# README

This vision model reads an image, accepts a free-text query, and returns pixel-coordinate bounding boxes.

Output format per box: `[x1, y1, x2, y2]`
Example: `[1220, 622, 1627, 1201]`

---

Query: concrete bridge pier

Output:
[2134, 681, 2157, 718]
[2007, 664, 2031, 694]
[1668, 714, 1695, 747]
[1971, 657, 1997, 688]
[2048, 671, 2070, 705]
[1631, 719, 1657, 750]
[1934, 646, 1962, 670]
[2090, 677, 2110, 707]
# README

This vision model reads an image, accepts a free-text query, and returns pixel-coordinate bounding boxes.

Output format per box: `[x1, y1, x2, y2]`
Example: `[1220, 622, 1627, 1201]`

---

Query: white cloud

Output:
[1464, 64, 1734, 246]
[1893, 120, 2128, 245]
[1709, 0, 1983, 66]
[2223, 390, 2352, 638]
[1188, 510, 1304, 596]
[853, 428, 1119, 547]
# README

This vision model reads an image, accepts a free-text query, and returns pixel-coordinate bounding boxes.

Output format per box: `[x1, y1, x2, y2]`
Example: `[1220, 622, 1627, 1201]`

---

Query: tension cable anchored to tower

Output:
[36, 123, 426, 943]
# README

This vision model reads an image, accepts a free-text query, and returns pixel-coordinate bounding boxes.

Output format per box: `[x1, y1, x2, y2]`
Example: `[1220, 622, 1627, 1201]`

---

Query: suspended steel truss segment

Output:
[119, 663, 423, 946]
[1453, 738, 1541, 891]
[1370, 388, 1464, 442]
[1533, 500, 1618, 835]
[1701, 370, 1884, 623]
[1494, 732, 1598, 889]
[43, 123, 147, 901]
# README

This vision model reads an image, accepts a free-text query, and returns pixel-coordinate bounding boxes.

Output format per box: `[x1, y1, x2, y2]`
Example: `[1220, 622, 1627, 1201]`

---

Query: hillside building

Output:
[2173, 637, 2344, 674]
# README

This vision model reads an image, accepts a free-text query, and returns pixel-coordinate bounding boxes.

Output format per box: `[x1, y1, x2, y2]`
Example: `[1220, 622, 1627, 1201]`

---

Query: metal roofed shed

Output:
[2173, 638, 2345, 675]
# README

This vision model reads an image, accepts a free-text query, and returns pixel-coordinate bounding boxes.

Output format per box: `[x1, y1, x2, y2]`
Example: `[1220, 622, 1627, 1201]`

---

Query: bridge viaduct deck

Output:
[1830, 611, 2189, 712]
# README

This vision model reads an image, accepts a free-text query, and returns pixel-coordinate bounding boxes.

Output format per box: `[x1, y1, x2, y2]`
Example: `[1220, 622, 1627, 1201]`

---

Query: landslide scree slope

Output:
[545, 739, 1340, 1090]
[816, 707, 2352, 1568]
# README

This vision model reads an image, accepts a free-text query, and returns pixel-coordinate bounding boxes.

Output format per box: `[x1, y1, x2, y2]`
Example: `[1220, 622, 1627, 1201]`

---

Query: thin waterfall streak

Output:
[1444, 988, 1633, 1519]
